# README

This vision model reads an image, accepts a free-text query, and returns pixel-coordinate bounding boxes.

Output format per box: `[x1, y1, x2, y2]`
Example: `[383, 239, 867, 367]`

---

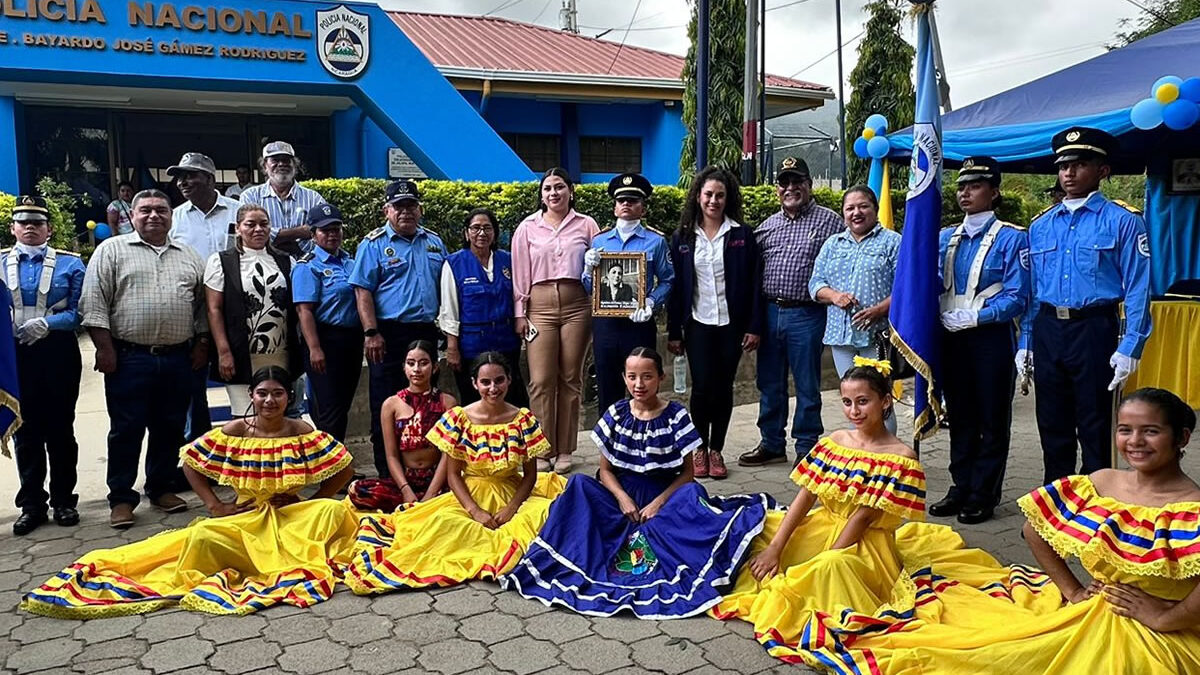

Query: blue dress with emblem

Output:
[501, 400, 772, 618]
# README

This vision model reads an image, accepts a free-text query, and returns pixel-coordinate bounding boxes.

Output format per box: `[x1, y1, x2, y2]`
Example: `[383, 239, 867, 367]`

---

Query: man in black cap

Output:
[581, 172, 674, 416]
[348, 179, 445, 475]
[1021, 127, 1152, 482]
[3, 196, 86, 534]
[741, 156, 842, 467]
[928, 158, 1031, 524]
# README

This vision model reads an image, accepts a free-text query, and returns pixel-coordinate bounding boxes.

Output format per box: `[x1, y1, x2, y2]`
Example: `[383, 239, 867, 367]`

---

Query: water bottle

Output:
[673, 355, 688, 394]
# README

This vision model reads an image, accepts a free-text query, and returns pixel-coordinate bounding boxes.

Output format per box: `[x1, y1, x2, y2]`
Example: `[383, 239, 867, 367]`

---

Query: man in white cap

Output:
[239, 141, 327, 258]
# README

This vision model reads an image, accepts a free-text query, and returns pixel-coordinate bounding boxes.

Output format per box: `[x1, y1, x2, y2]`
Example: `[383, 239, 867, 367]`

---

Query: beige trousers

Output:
[525, 281, 592, 457]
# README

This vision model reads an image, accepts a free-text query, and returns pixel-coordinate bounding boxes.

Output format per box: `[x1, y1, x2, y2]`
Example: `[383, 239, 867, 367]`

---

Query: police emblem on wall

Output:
[316, 5, 370, 80]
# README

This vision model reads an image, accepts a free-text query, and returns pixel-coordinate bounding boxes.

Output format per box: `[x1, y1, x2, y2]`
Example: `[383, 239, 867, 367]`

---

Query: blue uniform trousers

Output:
[304, 322, 364, 442]
[13, 331, 81, 514]
[1032, 304, 1119, 483]
[941, 322, 1015, 508]
[368, 320, 439, 476]
[592, 317, 657, 412]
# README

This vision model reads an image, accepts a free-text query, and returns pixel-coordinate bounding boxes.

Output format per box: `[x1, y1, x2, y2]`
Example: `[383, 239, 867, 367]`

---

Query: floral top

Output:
[791, 437, 926, 522]
[106, 199, 133, 235]
[205, 248, 290, 355]
[592, 400, 702, 473]
[395, 388, 446, 452]
[426, 407, 551, 477]
[180, 429, 351, 502]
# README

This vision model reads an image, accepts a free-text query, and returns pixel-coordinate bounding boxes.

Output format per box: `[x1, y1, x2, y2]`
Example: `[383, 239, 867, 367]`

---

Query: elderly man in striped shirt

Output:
[239, 141, 327, 258]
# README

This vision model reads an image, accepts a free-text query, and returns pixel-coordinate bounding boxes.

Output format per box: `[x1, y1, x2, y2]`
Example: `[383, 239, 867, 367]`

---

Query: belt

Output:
[113, 339, 190, 355]
[1039, 302, 1118, 321]
[461, 319, 513, 332]
[769, 297, 820, 308]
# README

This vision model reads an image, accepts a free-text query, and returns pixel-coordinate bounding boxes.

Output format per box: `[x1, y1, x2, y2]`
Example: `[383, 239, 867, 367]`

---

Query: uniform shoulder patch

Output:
[365, 227, 386, 241]
[996, 220, 1026, 231]
[56, 250, 81, 257]
[644, 225, 665, 236]
[1031, 204, 1056, 222]
[597, 226, 613, 235]
[0, 247, 10, 255]
[1113, 199, 1142, 215]
[297, 252, 315, 263]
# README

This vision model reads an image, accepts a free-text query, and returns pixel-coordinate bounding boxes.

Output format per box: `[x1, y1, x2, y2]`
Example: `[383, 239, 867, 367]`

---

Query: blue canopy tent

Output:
[887, 17, 1200, 296]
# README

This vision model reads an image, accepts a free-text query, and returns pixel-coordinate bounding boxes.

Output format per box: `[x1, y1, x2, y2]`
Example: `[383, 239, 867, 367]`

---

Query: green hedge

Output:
[0, 193, 78, 251]
[302, 179, 1037, 254]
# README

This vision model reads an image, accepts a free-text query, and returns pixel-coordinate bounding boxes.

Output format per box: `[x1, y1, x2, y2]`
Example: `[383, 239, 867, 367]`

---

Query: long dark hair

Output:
[471, 351, 512, 380]
[626, 346, 665, 376]
[462, 207, 499, 251]
[678, 166, 743, 247]
[537, 168, 576, 213]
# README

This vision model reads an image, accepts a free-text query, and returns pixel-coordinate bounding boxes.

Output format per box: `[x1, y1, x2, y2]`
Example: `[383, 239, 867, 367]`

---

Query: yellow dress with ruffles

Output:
[345, 406, 565, 592]
[771, 475, 1199, 674]
[20, 430, 359, 618]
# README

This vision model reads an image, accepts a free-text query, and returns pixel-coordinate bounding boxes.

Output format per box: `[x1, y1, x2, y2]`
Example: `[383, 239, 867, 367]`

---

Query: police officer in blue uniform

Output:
[350, 179, 445, 475]
[1020, 127, 1152, 483]
[3, 196, 86, 535]
[582, 173, 674, 411]
[293, 203, 362, 441]
[929, 158, 1031, 525]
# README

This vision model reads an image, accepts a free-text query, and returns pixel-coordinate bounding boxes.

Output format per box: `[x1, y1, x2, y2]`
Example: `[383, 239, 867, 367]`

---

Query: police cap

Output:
[956, 156, 1001, 186]
[11, 195, 49, 223]
[1052, 127, 1116, 165]
[306, 203, 344, 229]
[385, 179, 421, 205]
[608, 173, 652, 201]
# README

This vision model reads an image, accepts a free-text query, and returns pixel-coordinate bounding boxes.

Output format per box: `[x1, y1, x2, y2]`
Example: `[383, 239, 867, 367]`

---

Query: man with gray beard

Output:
[239, 141, 327, 258]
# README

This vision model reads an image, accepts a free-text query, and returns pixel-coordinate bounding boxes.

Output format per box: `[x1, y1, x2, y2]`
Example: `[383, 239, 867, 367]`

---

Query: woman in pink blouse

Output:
[511, 168, 600, 473]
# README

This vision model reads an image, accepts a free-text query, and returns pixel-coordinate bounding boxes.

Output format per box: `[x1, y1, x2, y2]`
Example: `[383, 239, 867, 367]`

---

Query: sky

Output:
[375, 0, 1150, 109]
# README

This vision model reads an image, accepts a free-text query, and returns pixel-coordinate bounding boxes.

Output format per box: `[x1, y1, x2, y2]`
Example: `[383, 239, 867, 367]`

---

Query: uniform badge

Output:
[1066, 130, 1081, 142]
[384, 246, 395, 257]
[1137, 233, 1150, 258]
[782, 157, 797, 169]
[20, 196, 35, 206]
[962, 158, 975, 169]
[323, 269, 334, 278]
[502, 266, 512, 279]
[622, 176, 633, 185]
[1019, 249, 1030, 271]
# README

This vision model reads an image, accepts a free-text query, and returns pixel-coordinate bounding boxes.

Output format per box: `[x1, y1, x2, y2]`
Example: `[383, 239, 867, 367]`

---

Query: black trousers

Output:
[368, 320, 439, 476]
[593, 317, 657, 412]
[1033, 306, 1119, 484]
[452, 348, 529, 409]
[304, 322, 364, 442]
[941, 322, 1015, 508]
[684, 320, 744, 453]
[14, 331, 81, 514]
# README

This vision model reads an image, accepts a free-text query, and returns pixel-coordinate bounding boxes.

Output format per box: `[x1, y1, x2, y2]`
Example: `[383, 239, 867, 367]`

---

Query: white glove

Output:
[939, 309, 979, 332]
[16, 318, 49, 345]
[583, 248, 601, 269]
[629, 297, 655, 323]
[1108, 351, 1139, 392]
[1014, 349, 1032, 380]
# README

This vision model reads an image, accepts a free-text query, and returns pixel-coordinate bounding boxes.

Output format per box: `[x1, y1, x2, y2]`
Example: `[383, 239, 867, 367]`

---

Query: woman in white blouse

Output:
[666, 167, 764, 479]
[205, 204, 301, 416]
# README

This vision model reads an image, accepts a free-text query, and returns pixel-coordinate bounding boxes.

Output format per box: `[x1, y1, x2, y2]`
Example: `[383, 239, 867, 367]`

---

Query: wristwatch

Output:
[363, 328, 380, 337]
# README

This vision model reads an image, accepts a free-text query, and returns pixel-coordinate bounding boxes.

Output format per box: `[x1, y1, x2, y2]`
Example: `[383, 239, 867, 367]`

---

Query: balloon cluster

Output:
[1130, 76, 1200, 131]
[86, 219, 113, 241]
[853, 114, 891, 160]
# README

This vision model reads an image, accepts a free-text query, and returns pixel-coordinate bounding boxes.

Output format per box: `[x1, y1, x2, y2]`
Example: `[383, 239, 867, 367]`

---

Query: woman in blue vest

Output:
[439, 208, 529, 407]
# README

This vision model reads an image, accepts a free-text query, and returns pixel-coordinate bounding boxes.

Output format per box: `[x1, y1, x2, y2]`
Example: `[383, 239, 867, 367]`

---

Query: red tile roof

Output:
[391, 11, 830, 95]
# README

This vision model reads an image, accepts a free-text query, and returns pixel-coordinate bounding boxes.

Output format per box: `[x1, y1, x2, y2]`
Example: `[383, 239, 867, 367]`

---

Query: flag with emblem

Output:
[0, 289, 21, 456]
[888, 0, 943, 440]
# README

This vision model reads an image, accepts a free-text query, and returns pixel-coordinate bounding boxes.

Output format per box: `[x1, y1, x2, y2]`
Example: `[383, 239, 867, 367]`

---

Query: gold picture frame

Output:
[592, 251, 647, 318]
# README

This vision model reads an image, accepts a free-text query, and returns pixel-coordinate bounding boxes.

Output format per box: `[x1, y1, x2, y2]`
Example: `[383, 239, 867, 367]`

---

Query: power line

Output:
[1118, 0, 1179, 28]
[952, 41, 1106, 77]
[787, 29, 865, 78]
[530, 0, 555, 24]
[483, 0, 527, 17]
[605, 0, 644, 74]
[766, 0, 817, 12]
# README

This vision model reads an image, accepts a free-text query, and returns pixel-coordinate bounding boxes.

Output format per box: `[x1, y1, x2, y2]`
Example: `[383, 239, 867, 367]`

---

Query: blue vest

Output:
[449, 249, 520, 357]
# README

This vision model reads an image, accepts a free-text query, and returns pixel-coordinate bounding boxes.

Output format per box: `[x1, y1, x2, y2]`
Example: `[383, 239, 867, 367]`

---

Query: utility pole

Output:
[834, 0, 847, 185]
[759, 0, 768, 180]
[560, 0, 578, 34]
[740, 0, 760, 185]
[696, 0, 710, 170]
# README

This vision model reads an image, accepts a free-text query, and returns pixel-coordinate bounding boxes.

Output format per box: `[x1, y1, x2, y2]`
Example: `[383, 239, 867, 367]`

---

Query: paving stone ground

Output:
[4, 387, 1195, 675]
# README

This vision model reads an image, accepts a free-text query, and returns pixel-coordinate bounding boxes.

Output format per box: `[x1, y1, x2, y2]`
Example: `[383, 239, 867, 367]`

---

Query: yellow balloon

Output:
[1157, 82, 1180, 104]
[86, 220, 97, 230]
[862, 127, 876, 140]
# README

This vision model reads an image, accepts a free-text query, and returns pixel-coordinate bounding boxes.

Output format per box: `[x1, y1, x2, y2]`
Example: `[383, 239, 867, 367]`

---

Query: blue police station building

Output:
[0, 0, 831, 200]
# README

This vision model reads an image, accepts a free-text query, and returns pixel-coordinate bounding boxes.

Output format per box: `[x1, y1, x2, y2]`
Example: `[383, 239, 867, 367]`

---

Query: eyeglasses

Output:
[615, 197, 643, 205]
[777, 178, 809, 188]
[467, 224, 493, 234]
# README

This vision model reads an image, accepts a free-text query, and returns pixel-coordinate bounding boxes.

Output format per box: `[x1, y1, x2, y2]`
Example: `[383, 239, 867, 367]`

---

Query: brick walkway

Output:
[3, 388, 1192, 675]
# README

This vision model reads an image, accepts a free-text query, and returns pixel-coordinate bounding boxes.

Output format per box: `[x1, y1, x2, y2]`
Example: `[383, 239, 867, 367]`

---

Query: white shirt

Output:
[437, 253, 494, 337]
[225, 183, 250, 199]
[170, 192, 240, 261]
[691, 218, 736, 326]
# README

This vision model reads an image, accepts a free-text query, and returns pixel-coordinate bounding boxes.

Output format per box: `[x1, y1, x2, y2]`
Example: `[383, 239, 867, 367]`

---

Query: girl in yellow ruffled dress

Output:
[21, 367, 358, 618]
[759, 387, 1200, 674]
[346, 352, 565, 592]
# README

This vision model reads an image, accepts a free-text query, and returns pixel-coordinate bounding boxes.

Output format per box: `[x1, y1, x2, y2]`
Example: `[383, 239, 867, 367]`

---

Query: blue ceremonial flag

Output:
[889, 1, 943, 440]
[0, 289, 20, 456]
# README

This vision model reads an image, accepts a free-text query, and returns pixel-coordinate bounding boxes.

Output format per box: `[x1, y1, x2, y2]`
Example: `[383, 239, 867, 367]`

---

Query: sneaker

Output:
[110, 503, 136, 529]
[737, 444, 788, 467]
[52, 507, 80, 527]
[708, 452, 728, 479]
[151, 493, 189, 514]
[693, 448, 709, 478]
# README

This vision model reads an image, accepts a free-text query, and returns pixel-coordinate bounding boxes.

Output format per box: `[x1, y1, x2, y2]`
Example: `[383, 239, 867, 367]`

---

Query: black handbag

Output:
[875, 329, 916, 380]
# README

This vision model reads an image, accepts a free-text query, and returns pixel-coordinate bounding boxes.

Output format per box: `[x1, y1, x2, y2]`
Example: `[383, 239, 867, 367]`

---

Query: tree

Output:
[1114, 0, 1200, 46]
[844, 0, 915, 186]
[679, 0, 745, 186]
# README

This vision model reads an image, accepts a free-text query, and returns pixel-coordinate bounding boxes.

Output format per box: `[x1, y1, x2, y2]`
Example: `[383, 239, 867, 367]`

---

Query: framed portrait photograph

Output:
[593, 251, 647, 318]
[1170, 158, 1200, 194]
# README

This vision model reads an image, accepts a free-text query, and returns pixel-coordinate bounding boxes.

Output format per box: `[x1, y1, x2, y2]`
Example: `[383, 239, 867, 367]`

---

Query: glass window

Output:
[580, 136, 642, 174]
[501, 133, 561, 173]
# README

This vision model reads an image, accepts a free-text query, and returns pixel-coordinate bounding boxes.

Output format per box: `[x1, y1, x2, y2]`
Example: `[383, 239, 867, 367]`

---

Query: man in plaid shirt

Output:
[739, 157, 843, 467]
